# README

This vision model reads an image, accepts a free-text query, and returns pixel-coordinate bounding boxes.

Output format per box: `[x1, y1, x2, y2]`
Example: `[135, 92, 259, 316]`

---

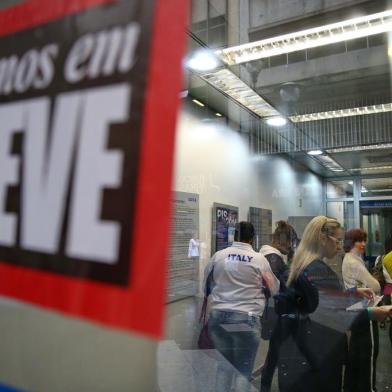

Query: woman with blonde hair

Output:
[272, 216, 392, 392]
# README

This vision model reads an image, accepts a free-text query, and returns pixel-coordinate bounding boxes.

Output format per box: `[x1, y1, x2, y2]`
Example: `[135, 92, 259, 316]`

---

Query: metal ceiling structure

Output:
[186, 0, 392, 179]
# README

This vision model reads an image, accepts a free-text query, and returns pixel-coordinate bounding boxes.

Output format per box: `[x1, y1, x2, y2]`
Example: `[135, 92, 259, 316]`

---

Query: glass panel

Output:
[327, 201, 355, 229]
[361, 177, 392, 197]
[326, 180, 354, 199]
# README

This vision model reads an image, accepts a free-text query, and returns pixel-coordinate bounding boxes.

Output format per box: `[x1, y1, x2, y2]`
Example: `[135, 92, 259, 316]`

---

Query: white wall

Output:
[173, 101, 325, 276]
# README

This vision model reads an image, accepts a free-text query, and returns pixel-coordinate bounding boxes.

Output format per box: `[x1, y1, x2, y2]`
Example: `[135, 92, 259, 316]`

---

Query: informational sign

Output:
[248, 207, 272, 251]
[0, 0, 189, 337]
[167, 192, 199, 302]
[212, 203, 239, 254]
[360, 200, 392, 209]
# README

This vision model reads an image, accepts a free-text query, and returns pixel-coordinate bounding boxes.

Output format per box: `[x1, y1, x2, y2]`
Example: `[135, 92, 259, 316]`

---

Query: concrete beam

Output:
[256, 46, 388, 89]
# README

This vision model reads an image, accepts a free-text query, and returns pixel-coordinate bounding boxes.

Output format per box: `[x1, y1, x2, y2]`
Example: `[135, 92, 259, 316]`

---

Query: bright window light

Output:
[216, 10, 392, 65]
[186, 49, 220, 72]
[290, 103, 392, 123]
[348, 181, 353, 185]
[192, 99, 205, 107]
[307, 150, 323, 156]
[266, 116, 287, 127]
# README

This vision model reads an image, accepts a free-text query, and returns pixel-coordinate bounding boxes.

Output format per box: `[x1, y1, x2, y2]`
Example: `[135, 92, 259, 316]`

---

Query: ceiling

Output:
[186, 0, 392, 180]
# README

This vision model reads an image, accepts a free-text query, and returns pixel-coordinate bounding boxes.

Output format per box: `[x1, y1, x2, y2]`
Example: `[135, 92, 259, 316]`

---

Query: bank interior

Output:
[163, 1, 392, 391]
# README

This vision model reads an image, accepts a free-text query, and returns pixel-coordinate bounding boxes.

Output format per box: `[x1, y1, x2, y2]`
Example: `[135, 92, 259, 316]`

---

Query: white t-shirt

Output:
[188, 238, 199, 257]
[342, 251, 381, 294]
[204, 241, 279, 315]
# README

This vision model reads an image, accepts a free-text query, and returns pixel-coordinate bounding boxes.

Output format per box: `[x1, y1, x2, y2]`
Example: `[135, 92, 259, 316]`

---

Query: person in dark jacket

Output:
[259, 220, 298, 291]
[261, 216, 392, 392]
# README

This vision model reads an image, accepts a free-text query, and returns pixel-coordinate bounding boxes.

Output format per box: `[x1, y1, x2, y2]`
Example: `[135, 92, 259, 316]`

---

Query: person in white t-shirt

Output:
[204, 221, 279, 390]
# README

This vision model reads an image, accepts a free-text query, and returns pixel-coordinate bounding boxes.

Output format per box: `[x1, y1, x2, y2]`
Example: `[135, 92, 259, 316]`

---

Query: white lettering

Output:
[64, 34, 94, 83]
[0, 103, 22, 245]
[66, 84, 130, 263]
[34, 44, 58, 89]
[21, 94, 81, 253]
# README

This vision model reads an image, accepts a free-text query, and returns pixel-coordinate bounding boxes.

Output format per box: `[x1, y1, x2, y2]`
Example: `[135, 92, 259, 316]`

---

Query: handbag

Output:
[197, 266, 215, 349]
[260, 282, 277, 340]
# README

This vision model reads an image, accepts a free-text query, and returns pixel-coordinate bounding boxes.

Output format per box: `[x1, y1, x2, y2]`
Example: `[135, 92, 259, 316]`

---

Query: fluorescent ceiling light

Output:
[313, 154, 344, 172]
[198, 68, 281, 118]
[351, 165, 392, 171]
[215, 113, 222, 117]
[327, 143, 392, 153]
[216, 10, 392, 65]
[290, 103, 392, 123]
[192, 99, 205, 107]
[186, 49, 220, 72]
[348, 181, 353, 185]
[266, 116, 287, 127]
[366, 188, 392, 193]
[307, 150, 323, 156]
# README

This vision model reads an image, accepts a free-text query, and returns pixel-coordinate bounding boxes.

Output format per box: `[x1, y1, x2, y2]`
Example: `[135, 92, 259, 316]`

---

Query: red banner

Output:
[0, 0, 189, 338]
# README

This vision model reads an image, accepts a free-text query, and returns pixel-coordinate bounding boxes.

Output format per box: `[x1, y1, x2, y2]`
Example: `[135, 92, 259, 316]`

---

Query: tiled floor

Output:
[163, 296, 392, 391]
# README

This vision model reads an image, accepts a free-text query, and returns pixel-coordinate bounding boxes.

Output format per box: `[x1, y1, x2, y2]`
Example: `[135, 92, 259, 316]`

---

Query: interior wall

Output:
[173, 100, 325, 279]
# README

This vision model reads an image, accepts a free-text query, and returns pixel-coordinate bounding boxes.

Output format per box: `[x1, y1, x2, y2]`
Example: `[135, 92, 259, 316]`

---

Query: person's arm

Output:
[265, 253, 288, 290]
[356, 263, 381, 294]
[260, 256, 280, 296]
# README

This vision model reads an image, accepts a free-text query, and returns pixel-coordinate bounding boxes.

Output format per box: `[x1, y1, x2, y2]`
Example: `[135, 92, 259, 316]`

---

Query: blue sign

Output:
[360, 200, 392, 209]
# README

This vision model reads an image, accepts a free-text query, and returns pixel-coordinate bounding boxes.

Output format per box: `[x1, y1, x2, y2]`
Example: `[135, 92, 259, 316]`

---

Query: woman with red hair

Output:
[342, 228, 381, 392]
[342, 228, 380, 294]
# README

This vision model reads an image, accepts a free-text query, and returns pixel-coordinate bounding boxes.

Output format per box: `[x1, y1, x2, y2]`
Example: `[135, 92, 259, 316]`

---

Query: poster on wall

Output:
[0, 0, 189, 338]
[212, 203, 239, 254]
[167, 192, 199, 303]
[249, 207, 272, 251]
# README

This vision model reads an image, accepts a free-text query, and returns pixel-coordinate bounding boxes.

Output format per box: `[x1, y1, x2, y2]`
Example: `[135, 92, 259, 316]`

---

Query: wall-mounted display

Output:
[167, 192, 199, 302]
[249, 207, 272, 251]
[212, 203, 239, 254]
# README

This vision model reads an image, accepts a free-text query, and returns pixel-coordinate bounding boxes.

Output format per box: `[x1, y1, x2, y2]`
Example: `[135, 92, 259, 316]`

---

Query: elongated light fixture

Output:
[290, 103, 392, 123]
[198, 68, 280, 118]
[327, 143, 392, 153]
[216, 10, 392, 65]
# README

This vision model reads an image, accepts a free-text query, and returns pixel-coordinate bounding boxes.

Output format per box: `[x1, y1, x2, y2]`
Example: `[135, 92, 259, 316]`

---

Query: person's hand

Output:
[370, 306, 392, 322]
[356, 287, 374, 300]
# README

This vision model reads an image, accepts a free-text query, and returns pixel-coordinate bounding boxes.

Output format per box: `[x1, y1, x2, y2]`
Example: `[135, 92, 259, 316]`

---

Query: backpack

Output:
[372, 256, 385, 291]
[273, 272, 319, 316]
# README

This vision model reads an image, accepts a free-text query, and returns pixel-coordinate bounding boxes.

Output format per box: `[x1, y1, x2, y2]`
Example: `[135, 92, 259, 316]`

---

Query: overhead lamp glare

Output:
[266, 116, 287, 127]
[307, 150, 323, 156]
[186, 49, 220, 72]
[192, 99, 205, 107]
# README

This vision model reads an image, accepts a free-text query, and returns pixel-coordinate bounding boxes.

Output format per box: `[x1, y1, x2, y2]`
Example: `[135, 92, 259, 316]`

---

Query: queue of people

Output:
[202, 217, 392, 392]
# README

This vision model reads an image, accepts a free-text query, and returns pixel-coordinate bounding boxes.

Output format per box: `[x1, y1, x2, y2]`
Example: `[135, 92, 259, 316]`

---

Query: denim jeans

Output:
[207, 309, 261, 380]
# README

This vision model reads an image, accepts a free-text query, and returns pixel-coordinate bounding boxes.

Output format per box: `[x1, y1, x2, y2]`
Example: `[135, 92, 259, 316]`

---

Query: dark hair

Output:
[234, 221, 255, 242]
[271, 220, 298, 255]
[385, 233, 392, 254]
[344, 228, 367, 252]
